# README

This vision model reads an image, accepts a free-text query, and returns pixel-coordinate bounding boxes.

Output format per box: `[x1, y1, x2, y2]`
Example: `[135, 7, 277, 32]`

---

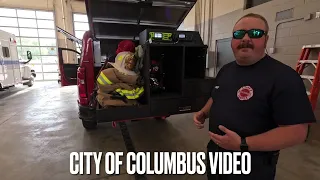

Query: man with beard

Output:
[193, 13, 316, 180]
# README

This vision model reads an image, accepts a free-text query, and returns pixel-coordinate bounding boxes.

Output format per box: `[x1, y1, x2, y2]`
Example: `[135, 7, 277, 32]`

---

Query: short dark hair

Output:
[235, 13, 269, 35]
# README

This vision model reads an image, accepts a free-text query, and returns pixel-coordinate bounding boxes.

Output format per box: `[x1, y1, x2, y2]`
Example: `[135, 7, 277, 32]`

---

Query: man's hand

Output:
[209, 125, 241, 151]
[193, 110, 207, 129]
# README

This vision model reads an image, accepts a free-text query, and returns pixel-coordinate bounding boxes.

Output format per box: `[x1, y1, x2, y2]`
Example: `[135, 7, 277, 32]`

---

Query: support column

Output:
[54, 0, 77, 64]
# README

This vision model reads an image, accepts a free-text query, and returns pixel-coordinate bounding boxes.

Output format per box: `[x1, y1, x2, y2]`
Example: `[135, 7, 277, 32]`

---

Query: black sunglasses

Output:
[233, 29, 266, 39]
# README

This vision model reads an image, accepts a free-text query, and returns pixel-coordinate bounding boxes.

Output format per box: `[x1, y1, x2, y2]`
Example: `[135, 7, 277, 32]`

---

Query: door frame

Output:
[58, 47, 81, 86]
[214, 37, 232, 76]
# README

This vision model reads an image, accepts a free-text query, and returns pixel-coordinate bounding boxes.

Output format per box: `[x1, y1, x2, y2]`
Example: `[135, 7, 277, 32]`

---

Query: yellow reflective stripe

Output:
[97, 76, 108, 85]
[115, 87, 144, 99]
[136, 87, 144, 95]
[125, 90, 144, 99]
[97, 78, 104, 85]
[100, 73, 113, 85]
[120, 87, 144, 94]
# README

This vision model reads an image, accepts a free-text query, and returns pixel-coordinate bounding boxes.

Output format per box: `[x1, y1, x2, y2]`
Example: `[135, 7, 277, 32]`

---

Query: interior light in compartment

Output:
[179, 34, 186, 38]
[155, 33, 162, 38]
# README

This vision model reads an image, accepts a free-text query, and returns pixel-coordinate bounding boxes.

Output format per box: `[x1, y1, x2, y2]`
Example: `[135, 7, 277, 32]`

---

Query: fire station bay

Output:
[1, 0, 320, 179]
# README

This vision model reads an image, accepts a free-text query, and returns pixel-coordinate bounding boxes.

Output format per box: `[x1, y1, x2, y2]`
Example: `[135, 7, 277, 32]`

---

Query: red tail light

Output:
[77, 67, 87, 98]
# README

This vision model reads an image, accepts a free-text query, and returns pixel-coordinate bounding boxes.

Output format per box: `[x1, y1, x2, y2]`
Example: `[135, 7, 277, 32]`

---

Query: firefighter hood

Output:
[116, 40, 135, 54]
[108, 52, 137, 76]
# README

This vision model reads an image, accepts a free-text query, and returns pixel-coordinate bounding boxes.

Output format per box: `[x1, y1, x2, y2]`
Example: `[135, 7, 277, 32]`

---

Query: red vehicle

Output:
[58, 0, 214, 130]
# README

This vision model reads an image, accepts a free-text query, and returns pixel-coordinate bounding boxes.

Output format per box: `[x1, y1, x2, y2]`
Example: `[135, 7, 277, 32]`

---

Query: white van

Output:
[0, 29, 36, 89]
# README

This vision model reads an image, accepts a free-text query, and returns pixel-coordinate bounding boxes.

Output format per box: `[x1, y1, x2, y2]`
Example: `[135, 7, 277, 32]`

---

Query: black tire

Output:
[82, 119, 97, 130]
[27, 76, 34, 87]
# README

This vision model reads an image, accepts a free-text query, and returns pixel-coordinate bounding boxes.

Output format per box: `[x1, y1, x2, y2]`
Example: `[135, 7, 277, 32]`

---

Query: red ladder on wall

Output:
[296, 44, 320, 111]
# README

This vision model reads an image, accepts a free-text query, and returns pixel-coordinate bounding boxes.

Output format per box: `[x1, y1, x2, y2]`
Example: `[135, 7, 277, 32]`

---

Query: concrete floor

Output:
[0, 82, 319, 180]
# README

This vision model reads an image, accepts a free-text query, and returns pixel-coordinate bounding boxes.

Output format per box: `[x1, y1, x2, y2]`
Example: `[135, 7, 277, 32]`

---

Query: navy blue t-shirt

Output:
[208, 54, 316, 149]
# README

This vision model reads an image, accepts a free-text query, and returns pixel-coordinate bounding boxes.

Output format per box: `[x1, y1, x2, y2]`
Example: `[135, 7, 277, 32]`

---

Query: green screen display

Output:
[149, 32, 172, 41]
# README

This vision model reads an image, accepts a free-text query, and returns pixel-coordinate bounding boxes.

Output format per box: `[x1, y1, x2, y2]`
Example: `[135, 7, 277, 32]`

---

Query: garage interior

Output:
[1, 0, 320, 179]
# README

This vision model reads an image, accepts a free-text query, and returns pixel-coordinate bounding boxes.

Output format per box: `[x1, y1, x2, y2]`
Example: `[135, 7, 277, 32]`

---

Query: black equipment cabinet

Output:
[94, 29, 215, 122]
[139, 29, 215, 117]
[80, 0, 214, 123]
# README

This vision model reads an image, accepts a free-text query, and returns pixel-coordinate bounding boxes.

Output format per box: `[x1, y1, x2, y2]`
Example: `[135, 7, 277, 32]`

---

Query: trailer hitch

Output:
[111, 120, 127, 128]
[111, 119, 137, 128]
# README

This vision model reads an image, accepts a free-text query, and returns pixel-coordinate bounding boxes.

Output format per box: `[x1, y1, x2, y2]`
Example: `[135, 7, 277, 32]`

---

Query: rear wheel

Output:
[23, 76, 34, 87]
[82, 119, 97, 130]
[27, 76, 34, 87]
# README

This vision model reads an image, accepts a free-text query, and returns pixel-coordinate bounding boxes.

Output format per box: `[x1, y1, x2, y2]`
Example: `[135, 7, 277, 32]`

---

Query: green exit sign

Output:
[149, 32, 172, 41]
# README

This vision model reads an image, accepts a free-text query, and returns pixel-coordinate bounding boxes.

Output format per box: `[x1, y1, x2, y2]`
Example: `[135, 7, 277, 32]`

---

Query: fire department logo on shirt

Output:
[237, 86, 253, 101]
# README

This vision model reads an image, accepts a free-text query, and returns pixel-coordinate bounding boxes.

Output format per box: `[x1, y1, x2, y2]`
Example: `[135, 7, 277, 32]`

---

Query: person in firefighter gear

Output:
[96, 51, 144, 108]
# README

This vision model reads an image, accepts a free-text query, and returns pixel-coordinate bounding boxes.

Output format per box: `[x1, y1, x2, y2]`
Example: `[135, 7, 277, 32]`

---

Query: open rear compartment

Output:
[90, 40, 213, 121]
[182, 46, 213, 97]
[184, 46, 207, 79]
[82, 0, 206, 122]
[149, 45, 183, 99]
[147, 44, 213, 116]
[93, 39, 151, 122]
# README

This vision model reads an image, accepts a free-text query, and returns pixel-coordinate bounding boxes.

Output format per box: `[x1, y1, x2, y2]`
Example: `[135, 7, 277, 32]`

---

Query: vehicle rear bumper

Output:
[78, 94, 210, 123]
[78, 104, 152, 123]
